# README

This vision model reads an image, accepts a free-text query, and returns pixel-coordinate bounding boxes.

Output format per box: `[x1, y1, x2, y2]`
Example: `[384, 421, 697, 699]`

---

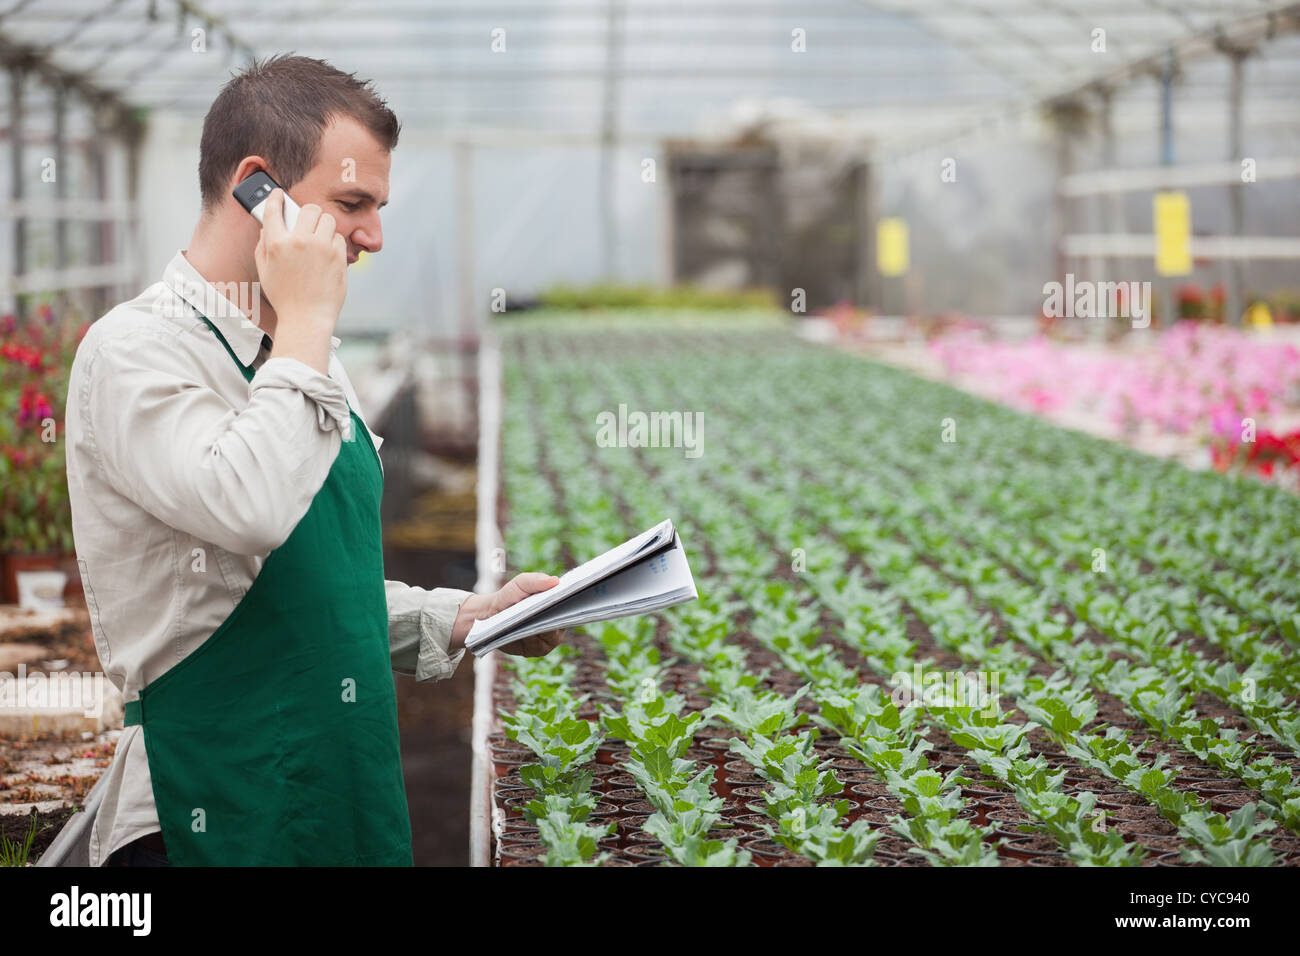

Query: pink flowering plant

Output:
[929, 320, 1300, 483]
[0, 306, 89, 553]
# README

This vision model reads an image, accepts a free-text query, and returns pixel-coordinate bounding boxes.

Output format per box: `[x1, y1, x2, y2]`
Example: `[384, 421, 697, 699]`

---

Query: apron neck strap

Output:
[198, 314, 255, 383]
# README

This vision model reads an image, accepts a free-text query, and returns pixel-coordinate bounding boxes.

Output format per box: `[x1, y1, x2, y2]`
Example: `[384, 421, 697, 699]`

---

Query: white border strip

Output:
[469, 328, 504, 868]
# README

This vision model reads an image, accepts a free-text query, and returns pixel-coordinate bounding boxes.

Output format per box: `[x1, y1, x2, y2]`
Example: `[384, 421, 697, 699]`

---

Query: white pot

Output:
[17, 569, 67, 609]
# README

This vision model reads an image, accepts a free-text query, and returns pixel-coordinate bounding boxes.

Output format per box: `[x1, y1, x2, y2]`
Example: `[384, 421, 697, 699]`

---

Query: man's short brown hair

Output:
[198, 54, 400, 209]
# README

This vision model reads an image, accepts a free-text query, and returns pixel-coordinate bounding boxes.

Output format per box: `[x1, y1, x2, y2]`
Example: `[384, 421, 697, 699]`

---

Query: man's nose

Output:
[352, 214, 382, 254]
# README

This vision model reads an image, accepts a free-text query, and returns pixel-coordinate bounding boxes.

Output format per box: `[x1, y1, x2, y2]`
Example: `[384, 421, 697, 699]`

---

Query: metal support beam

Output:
[863, 153, 881, 311]
[1062, 234, 1300, 260]
[597, 0, 625, 279]
[1060, 157, 1300, 196]
[87, 103, 112, 317]
[1156, 51, 1177, 328]
[1096, 87, 1127, 286]
[1159, 51, 1176, 167]
[1226, 49, 1247, 327]
[881, 4, 1300, 160]
[0, 35, 134, 129]
[0, 262, 139, 298]
[1049, 100, 1088, 295]
[53, 80, 67, 284]
[9, 64, 26, 319]
[853, 160, 871, 309]
[454, 140, 477, 431]
[124, 109, 146, 295]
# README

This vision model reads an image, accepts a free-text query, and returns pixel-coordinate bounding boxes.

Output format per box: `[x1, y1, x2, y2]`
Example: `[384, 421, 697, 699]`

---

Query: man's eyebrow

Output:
[334, 187, 387, 208]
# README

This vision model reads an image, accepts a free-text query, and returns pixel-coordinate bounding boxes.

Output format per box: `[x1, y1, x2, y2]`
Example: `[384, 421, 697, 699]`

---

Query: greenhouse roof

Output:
[1, 0, 1298, 147]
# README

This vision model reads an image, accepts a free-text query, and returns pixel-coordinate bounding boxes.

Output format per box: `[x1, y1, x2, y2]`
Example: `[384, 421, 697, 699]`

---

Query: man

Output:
[58, 55, 562, 867]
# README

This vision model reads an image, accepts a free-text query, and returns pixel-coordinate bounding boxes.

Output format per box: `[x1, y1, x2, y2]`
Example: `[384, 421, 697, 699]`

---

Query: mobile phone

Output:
[233, 170, 301, 231]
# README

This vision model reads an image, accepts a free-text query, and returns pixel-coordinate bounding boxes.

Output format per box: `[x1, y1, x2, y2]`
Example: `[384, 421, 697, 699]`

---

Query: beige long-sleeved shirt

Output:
[64, 250, 471, 866]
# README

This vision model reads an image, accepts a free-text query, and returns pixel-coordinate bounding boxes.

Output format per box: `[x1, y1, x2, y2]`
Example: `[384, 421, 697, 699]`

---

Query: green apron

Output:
[123, 315, 413, 866]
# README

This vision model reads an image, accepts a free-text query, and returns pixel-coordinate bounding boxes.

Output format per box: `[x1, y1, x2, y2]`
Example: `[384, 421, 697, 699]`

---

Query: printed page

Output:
[469, 534, 698, 654]
[465, 518, 674, 646]
[519, 534, 695, 629]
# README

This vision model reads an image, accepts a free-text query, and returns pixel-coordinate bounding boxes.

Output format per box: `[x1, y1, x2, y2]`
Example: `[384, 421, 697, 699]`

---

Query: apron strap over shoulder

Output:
[198, 314, 255, 383]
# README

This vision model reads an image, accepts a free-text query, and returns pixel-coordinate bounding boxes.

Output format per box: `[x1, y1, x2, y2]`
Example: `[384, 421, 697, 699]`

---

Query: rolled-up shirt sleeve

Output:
[81, 326, 350, 556]
[386, 581, 473, 681]
[259, 357, 355, 442]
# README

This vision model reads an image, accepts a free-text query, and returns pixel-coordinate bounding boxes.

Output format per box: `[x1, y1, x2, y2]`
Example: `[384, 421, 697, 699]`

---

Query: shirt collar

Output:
[162, 250, 342, 367]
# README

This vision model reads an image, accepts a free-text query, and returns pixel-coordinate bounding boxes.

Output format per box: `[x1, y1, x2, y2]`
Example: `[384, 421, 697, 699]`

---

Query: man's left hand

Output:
[449, 572, 565, 658]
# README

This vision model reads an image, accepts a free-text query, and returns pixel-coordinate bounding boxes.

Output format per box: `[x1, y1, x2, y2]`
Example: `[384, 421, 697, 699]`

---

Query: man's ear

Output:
[230, 156, 272, 194]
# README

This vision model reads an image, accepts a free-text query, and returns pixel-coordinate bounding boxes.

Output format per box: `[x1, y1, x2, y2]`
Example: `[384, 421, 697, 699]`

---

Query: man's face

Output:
[280, 114, 390, 265]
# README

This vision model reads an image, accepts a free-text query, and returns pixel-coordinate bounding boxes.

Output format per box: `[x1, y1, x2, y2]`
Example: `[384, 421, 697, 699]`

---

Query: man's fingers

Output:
[498, 571, 560, 607]
[315, 211, 337, 240]
[515, 571, 560, 593]
[491, 575, 565, 656]
[513, 632, 561, 658]
[293, 201, 322, 235]
[262, 188, 285, 238]
[500, 628, 563, 659]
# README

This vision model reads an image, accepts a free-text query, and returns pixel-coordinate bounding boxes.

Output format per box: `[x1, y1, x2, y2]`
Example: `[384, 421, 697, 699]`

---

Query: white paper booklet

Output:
[465, 518, 699, 656]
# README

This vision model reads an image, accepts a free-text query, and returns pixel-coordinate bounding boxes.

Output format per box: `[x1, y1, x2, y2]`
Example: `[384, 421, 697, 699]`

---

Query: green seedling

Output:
[705, 684, 809, 737]
[1178, 804, 1277, 867]
[0, 812, 52, 868]
[601, 697, 701, 759]
[891, 816, 1001, 866]
[536, 813, 616, 867]
[508, 713, 604, 775]
[812, 684, 918, 743]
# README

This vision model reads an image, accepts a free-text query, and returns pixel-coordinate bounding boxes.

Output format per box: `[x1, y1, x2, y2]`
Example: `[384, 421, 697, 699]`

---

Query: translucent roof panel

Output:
[2, 0, 1296, 145]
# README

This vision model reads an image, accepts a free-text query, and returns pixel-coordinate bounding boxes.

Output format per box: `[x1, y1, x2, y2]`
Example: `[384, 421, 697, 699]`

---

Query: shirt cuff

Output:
[416, 588, 474, 682]
[252, 356, 354, 441]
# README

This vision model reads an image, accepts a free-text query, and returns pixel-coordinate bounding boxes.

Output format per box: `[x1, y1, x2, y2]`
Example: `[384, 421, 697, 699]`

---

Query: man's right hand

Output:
[255, 188, 347, 375]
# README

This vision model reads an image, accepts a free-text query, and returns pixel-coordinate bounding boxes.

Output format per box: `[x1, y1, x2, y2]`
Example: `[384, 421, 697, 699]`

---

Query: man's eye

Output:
[338, 201, 361, 212]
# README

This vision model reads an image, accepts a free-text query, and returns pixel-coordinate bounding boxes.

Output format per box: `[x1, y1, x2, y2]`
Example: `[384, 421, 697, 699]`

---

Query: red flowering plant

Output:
[1176, 284, 1205, 320]
[0, 305, 90, 553]
[1208, 404, 1300, 484]
[819, 300, 872, 339]
[1232, 428, 1300, 481]
[1174, 283, 1228, 323]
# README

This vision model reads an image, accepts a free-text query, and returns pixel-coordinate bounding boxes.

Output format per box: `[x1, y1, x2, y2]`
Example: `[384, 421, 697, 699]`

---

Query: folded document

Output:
[465, 518, 698, 656]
